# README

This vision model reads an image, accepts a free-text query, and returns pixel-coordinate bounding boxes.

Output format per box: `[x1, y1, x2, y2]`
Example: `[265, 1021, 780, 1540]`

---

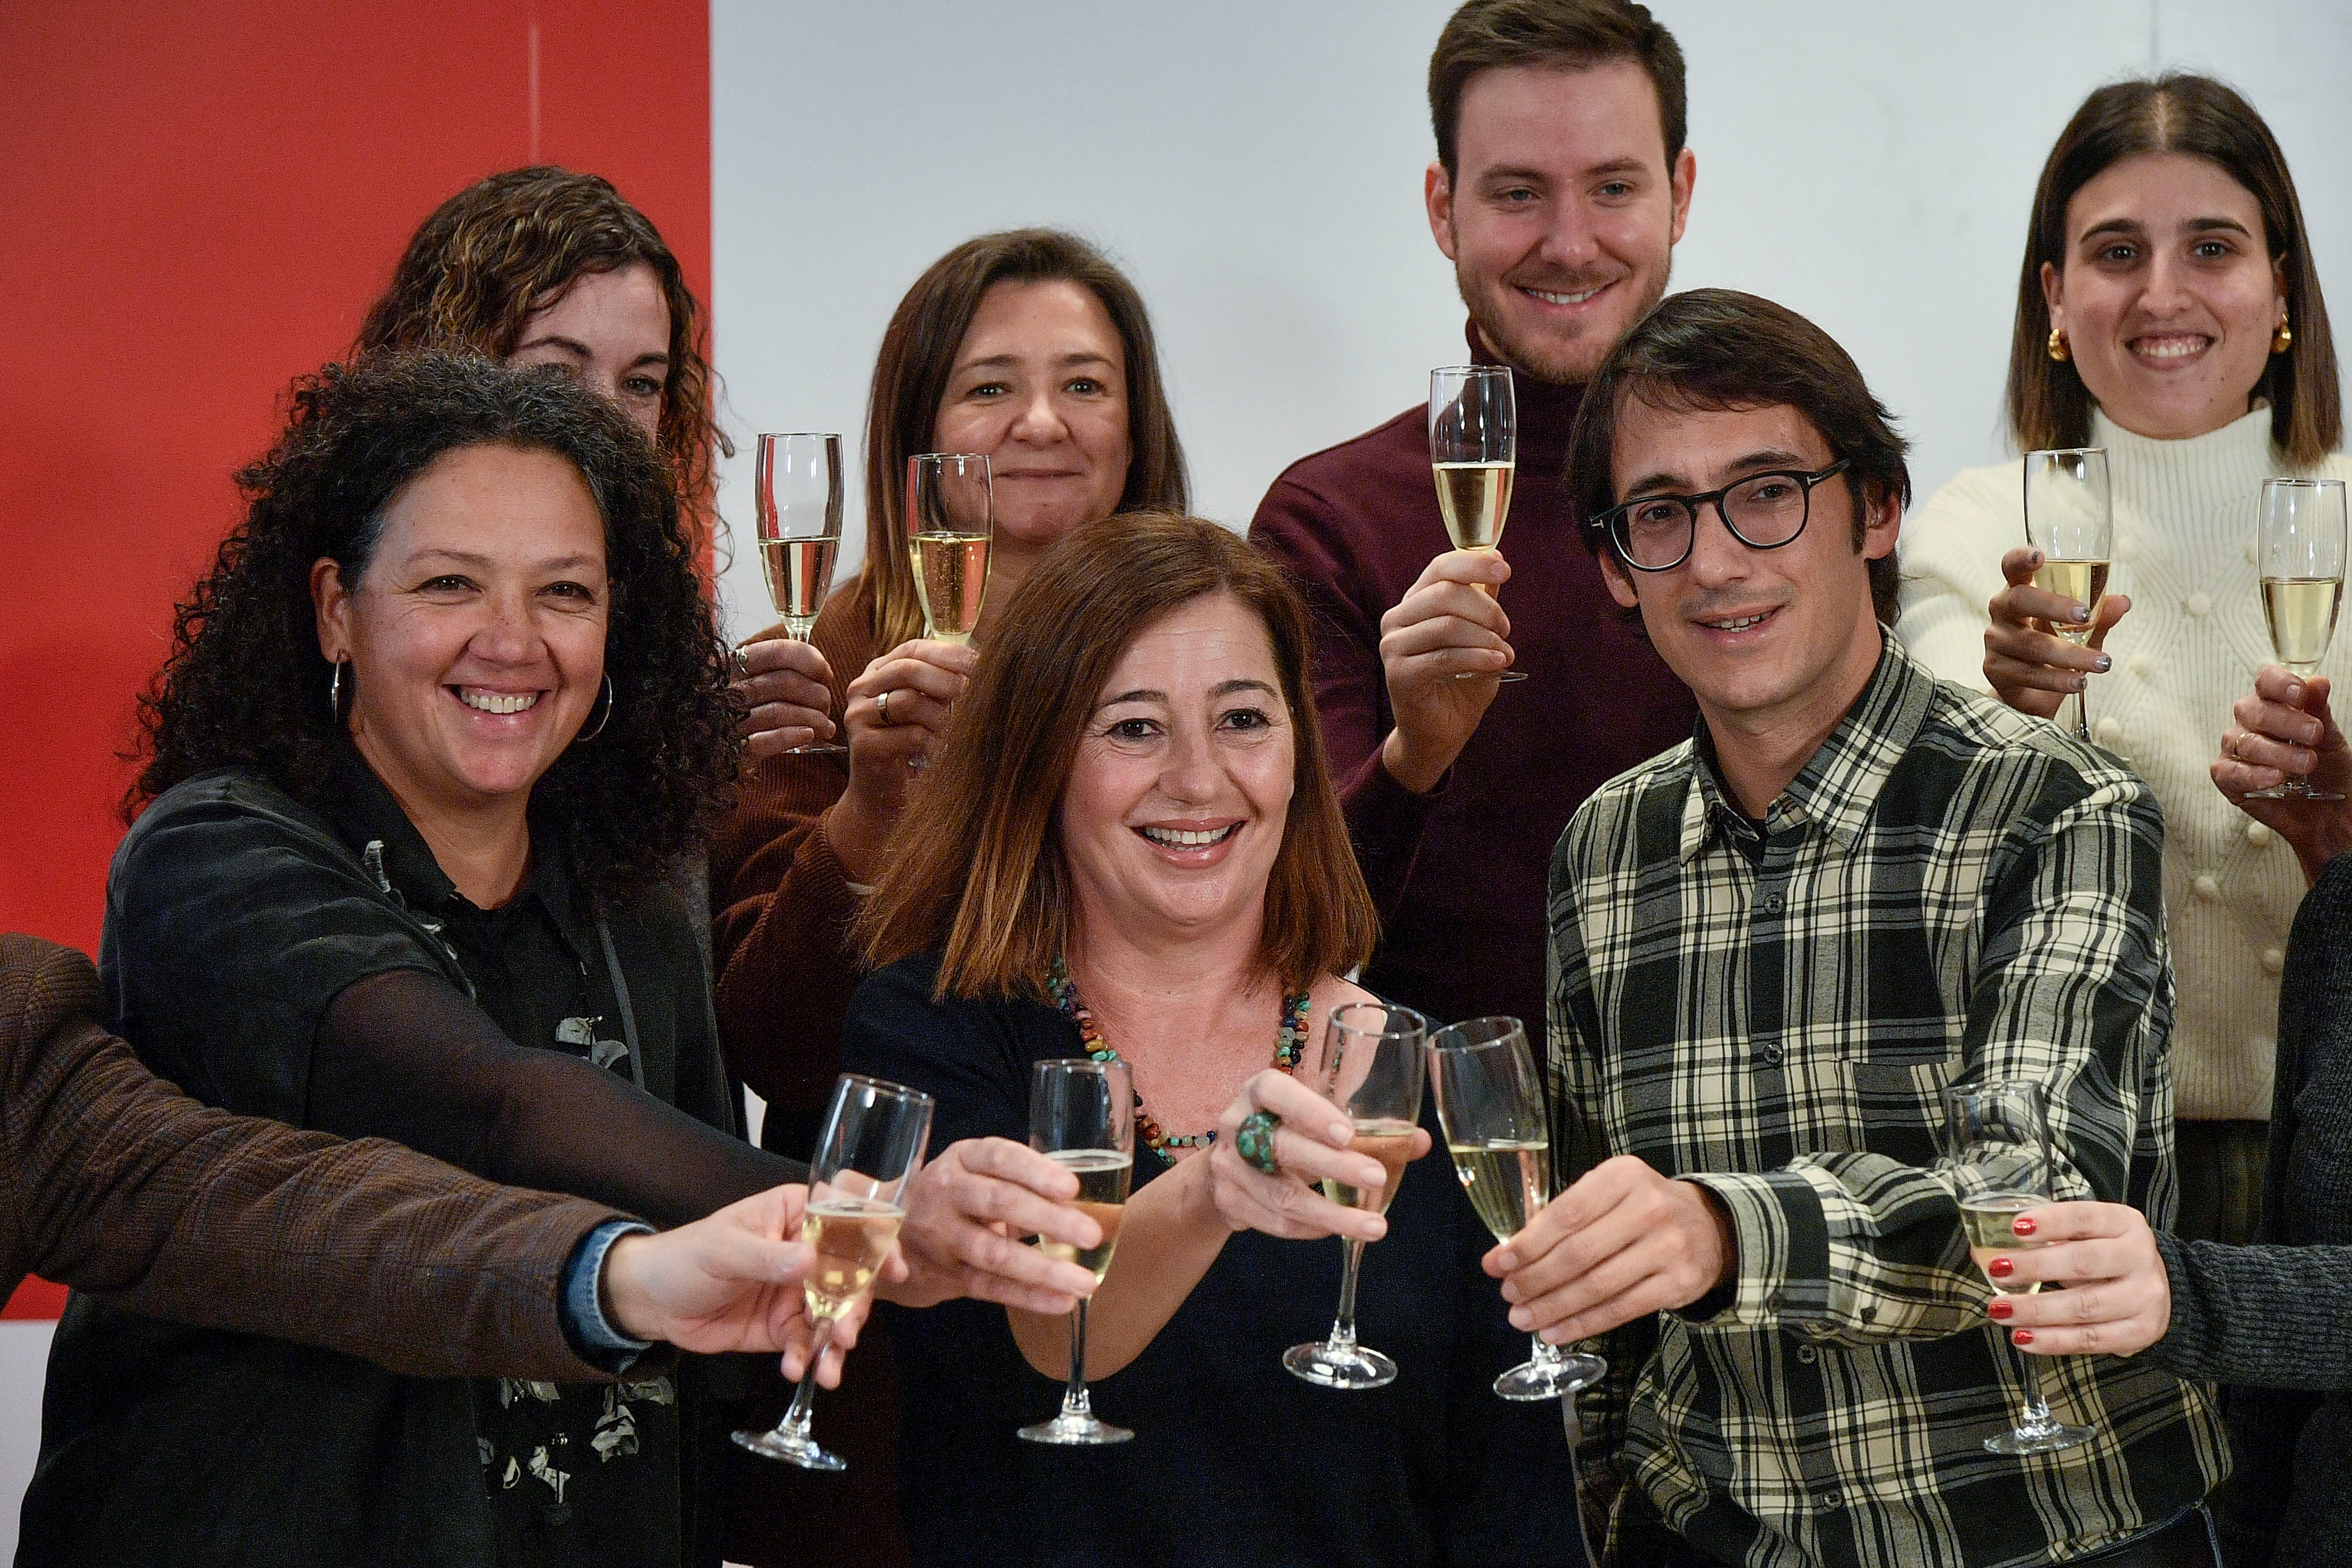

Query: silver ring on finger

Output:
[731, 646, 751, 681]
[876, 688, 896, 727]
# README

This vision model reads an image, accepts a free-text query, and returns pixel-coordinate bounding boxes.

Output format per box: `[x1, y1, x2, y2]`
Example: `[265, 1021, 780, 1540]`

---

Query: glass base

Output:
[1983, 1418, 2093, 1456]
[1495, 1350, 1606, 1402]
[1284, 1339, 1398, 1389]
[1451, 670, 1530, 683]
[779, 742, 849, 755]
[1018, 1410, 1133, 1446]
[732, 1423, 846, 1472]
[2245, 784, 2344, 800]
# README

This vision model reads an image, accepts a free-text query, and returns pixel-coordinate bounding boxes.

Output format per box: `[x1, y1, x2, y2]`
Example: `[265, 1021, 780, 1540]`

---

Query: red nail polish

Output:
[1986, 1298, 2013, 1320]
[2011, 1329, 2034, 1346]
[2011, 1216, 2037, 1237]
[1986, 1256, 2014, 1278]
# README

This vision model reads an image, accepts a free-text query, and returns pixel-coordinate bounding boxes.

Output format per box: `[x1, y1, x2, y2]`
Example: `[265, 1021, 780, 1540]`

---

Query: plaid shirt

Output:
[1548, 638, 2225, 1568]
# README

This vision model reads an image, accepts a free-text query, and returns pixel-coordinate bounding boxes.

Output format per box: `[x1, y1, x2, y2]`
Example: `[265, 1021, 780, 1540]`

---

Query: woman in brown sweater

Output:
[712, 229, 1189, 1158]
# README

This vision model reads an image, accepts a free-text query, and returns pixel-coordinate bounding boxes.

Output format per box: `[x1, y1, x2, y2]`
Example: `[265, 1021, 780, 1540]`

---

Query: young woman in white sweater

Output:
[1897, 74, 2349, 1245]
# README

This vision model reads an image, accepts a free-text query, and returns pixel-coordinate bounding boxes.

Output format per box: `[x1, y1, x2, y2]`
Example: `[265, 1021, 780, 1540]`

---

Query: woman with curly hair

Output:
[359, 165, 835, 760]
[21, 353, 1098, 1568]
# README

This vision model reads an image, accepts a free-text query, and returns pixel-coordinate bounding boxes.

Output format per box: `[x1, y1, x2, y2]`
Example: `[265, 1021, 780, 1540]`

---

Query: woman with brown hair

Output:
[1897, 74, 2352, 1246]
[711, 227, 1189, 1159]
[841, 512, 1576, 1567]
[359, 165, 837, 759]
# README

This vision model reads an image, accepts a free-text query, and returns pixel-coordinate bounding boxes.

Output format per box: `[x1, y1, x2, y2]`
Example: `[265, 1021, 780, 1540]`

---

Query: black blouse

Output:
[843, 952, 1585, 1568]
[22, 760, 794, 1568]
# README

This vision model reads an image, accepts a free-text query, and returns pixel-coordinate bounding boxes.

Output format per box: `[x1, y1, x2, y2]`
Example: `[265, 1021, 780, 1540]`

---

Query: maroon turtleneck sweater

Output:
[1250, 327, 1696, 1058]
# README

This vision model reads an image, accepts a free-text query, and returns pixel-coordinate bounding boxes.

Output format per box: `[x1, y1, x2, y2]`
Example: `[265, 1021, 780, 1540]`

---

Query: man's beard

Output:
[1457, 259, 1672, 388]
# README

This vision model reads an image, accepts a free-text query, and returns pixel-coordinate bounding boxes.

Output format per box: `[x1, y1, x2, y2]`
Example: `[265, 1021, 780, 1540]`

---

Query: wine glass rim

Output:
[1430, 363, 1512, 378]
[910, 450, 991, 466]
[1033, 1055, 1127, 1077]
[2264, 476, 2346, 491]
[1429, 1014, 1527, 1049]
[1329, 999, 1429, 1039]
[756, 431, 842, 443]
[835, 1070, 936, 1109]
[1943, 1077, 2046, 1104]
[2024, 445, 2106, 459]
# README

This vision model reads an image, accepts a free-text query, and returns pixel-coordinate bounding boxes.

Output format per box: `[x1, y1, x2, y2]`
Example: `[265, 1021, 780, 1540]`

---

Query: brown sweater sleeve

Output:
[710, 580, 880, 1148]
[1, 933, 622, 1383]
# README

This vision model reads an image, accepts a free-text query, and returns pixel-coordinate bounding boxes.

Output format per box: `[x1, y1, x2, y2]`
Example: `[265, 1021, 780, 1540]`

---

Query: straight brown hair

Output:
[1568, 289, 1911, 627]
[1428, 0, 1685, 178]
[860, 230, 1189, 650]
[2009, 74, 2341, 467]
[859, 513, 1375, 1001]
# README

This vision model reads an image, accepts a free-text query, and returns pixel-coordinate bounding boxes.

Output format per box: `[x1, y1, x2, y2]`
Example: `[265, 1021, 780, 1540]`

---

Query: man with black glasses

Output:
[1491, 290, 2225, 1567]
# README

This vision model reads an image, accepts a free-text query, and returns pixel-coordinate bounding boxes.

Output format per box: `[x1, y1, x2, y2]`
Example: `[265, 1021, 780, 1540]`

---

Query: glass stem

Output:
[1329, 1237, 1367, 1348]
[778, 1315, 837, 1440]
[1060, 1299, 1095, 1418]
[2070, 684, 2090, 743]
[1529, 1332, 1566, 1370]
[2010, 1337, 2061, 1434]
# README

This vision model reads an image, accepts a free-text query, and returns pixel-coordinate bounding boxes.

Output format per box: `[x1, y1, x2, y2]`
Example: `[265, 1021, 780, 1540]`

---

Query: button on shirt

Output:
[1548, 639, 2223, 1568]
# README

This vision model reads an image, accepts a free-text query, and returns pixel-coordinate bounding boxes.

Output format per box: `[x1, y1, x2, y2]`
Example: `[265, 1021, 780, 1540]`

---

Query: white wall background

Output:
[708, 0, 2352, 642]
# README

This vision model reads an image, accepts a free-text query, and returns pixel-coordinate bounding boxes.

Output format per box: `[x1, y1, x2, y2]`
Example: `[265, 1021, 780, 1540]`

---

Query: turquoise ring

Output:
[1236, 1110, 1282, 1175]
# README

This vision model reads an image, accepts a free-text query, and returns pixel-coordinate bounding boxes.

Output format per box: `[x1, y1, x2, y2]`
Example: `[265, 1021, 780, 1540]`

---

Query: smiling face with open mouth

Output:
[1427, 59, 1692, 387]
[1600, 398, 1895, 760]
[312, 441, 610, 835]
[1058, 591, 1296, 951]
[2045, 150, 2288, 442]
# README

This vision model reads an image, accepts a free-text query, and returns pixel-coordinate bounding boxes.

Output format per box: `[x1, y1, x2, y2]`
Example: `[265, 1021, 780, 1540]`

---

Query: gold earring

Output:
[2273, 317, 2294, 355]
[2047, 328, 2070, 363]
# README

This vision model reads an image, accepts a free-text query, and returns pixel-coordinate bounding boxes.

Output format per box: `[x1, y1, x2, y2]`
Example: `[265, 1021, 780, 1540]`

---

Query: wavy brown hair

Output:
[861, 229, 1189, 650]
[131, 352, 740, 906]
[2009, 74, 2341, 466]
[859, 513, 1375, 1000]
[355, 166, 728, 529]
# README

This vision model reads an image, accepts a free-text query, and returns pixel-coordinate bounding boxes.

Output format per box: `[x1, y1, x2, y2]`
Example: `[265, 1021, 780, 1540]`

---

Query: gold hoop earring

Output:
[576, 673, 615, 743]
[327, 659, 346, 723]
[2273, 318, 2294, 355]
[2047, 328, 2070, 363]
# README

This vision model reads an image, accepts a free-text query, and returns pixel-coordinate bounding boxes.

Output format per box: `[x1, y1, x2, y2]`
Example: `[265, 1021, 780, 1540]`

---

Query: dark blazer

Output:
[1, 931, 622, 1382]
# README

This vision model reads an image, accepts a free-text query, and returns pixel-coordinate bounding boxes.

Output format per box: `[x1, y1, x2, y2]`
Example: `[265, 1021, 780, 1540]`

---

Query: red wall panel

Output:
[0, 0, 710, 1318]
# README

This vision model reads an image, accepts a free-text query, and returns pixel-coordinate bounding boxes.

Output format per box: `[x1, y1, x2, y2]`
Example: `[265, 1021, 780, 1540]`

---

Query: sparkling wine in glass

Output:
[1429, 365, 1526, 682]
[2022, 448, 2113, 743]
[2248, 476, 2347, 801]
[1428, 1016, 1605, 1401]
[906, 453, 993, 646]
[1943, 1079, 2091, 1457]
[753, 432, 847, 754]
[734, 1073, 933, 1471]
[1284, 1001, 1427, 1390]
[1019, 1058, 1135, 1446]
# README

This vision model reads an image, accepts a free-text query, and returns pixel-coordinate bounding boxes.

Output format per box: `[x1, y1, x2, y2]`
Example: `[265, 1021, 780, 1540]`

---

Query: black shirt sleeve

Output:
[316, 971, 799, 1227]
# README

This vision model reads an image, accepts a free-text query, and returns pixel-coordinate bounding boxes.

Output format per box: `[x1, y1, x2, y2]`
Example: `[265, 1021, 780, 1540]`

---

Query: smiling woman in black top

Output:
[24, 354, 1097, 1568]
[843, 512, 1578, 1567]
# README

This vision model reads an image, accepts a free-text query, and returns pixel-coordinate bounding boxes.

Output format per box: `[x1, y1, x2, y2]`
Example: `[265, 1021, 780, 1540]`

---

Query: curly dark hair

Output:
[354, 166, 729, 535]
[131, 351, 741, 905]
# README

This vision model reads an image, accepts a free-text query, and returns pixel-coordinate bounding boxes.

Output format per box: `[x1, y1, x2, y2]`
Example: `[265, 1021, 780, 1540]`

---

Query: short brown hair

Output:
[1428, 0, 1686, 178]
[355, 167, 727, 522]
[2009, 74, 2341, 467]
[860, 230, 1190, 649]
[1568, 289, 1911, 627]
[859, 513, 1375, 1000]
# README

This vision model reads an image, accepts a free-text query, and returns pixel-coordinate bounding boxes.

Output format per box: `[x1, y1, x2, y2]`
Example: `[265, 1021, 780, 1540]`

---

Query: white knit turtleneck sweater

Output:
[1898, 404, 2352, 1122]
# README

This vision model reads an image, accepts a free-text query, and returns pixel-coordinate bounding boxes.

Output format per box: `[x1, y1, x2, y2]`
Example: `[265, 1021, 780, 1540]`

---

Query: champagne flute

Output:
[1944, 1080, 2092, 1457]
[1428, 1016, 1605, 1401]
[1429, 365, 1526, 682]
[753, 432, 847, 754]
[2247, 476, 2347, 801]
[1284, 1001, 1428, 1390]
[1018, 1059, 1135, 1446]
[906, 452, 994, 646]
[2021, 447, 2113, 743]
[734, 1072, 934, 1471]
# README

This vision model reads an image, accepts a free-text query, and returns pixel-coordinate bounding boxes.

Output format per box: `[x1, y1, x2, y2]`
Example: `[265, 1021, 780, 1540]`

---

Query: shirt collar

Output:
[1677, 631, 1935, 864]
[320, 746, 592, 958]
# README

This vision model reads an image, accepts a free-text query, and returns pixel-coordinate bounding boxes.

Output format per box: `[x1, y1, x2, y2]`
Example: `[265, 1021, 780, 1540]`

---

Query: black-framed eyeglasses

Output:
[1590, 459, 1851, 572]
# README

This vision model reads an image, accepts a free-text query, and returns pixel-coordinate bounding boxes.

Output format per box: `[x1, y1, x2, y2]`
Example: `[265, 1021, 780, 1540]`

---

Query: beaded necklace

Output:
[1047, 954, 1312, 1165]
